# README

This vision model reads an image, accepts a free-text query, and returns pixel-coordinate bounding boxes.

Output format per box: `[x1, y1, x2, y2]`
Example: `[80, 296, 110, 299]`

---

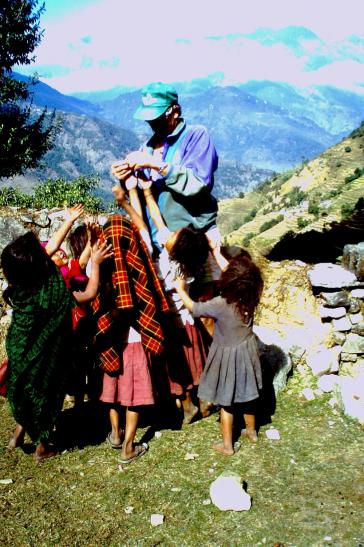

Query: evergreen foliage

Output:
[0, 176, 104, 211]
[0, 0, 56, 178]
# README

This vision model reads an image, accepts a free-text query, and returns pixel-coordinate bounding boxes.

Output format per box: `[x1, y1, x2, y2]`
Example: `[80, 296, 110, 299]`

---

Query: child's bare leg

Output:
[109, 407, 124, 445]
[182, 390, 198, 425]
[120, 407, 145, 461]
[199, 399, 214, 418]
[8, 423, 25, 448]
[213, 407, 234, 455]
[242, 413, 258, 443]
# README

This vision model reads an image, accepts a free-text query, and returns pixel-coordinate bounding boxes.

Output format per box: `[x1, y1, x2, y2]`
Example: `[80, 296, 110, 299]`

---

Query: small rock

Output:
[150, 514, 164, 526]
[290, 458, 297, 465]
[154, 431, 162, 438]
[202, 499, 211, 505]
[301, 388, 315, 400]
[317, 375, 339, 393]
[320, 291, 351, 308]
[266, 428, 280, 440]
[342, 333, 364, 354]
[349, 298, 361, 313]
[0, 479, 13, 485]
[184, 453, 199, 460]
[351, 289, 364, 299]
[332, 331, 346, 345]
[79, 472, 84, 477]
[332, 317, 352, 332]
[324, 536, 332, 542]
[208, 468, 215, 474]
[352, 322, 364, 336]
[171, 487, 181, 492]
[319, 305, 346, 319]
[350, 312, 363, 325]
[209, 472, 251, 511]
[306, 346, 341, 376]
[124, 506, 134, 514]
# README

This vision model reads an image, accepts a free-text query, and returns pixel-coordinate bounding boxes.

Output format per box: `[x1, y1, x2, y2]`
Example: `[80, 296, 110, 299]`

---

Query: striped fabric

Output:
[92, 215, 168, 373]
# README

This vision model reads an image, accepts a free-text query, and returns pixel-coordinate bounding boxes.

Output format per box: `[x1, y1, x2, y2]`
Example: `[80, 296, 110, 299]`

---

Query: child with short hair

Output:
[174, 253, 264, 454]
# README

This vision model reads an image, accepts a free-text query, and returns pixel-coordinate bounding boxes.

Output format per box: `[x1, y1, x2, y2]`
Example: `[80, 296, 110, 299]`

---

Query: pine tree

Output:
[0, 0, 56, 178]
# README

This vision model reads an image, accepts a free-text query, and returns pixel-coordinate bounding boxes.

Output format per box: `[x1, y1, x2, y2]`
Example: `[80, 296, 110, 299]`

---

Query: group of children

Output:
[1, 176, 264, 463]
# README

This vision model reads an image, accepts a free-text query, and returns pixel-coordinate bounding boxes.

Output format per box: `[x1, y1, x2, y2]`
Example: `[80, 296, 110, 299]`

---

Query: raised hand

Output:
[112, 184, 126, 205]
[91, 240, 113, 265]
[65, 204, 84, 222]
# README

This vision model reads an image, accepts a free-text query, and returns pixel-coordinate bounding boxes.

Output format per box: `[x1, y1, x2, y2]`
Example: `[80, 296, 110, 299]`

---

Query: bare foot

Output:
[8, 425, 25, 449]
[182, 404, 199, 425]
[34, 448, 59, 462]
[212, 443, 234, 456]
[242, 429, 258, 443]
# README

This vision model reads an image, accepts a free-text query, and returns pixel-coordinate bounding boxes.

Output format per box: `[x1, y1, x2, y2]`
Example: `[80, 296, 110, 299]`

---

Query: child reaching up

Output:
[174, 253, 264, 454]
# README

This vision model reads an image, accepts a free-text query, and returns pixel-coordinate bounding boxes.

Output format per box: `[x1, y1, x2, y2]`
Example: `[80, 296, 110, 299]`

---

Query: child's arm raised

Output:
[112, 182, 147, 233]
[73, 240, 113, 303]
[141, 180, 167, 232]
[45, 204, 84, 257]
[173, 277, 195, 312]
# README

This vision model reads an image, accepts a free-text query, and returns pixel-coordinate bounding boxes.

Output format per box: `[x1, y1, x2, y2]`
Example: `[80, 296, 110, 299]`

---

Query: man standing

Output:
[112, 82, 219, 245]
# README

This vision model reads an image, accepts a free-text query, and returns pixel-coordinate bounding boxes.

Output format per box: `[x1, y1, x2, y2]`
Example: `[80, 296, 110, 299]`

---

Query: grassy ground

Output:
[0, 374, 363, 547]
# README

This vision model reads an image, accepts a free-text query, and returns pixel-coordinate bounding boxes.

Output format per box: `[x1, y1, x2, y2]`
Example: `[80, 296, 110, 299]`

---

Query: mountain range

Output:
[3, 73, 364, 200]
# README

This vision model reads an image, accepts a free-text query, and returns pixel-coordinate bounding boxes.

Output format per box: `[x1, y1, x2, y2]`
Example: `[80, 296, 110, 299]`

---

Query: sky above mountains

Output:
[17, 0, 364, 95]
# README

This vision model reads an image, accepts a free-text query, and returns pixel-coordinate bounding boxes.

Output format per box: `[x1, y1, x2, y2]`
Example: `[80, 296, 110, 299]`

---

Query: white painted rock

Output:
[334, 375, 364, 424]
[317, 374, 340, 393]
[306, 346, 341, 376]
[150, 514, 164, 526]
[265, 428, 281, 440]
[301, 388, 315, 400]
[332, 317, 353, 332]
[319, 306, 346, 319]
[209, 472, 251, 511]
[308, 263, 357, 288]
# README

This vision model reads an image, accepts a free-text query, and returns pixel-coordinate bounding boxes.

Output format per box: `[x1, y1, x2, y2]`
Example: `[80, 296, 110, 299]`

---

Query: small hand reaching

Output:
[91, 240, 113, 265]
[112, 184, 126, 205]
[65, 204, 84, 222]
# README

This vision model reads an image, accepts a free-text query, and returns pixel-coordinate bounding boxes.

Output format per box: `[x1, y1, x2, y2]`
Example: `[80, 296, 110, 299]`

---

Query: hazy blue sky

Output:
[17, 0, 364, 94]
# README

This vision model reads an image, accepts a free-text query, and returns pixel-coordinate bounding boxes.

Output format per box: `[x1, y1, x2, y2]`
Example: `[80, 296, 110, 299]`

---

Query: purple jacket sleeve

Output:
[164, 126, 218, 196]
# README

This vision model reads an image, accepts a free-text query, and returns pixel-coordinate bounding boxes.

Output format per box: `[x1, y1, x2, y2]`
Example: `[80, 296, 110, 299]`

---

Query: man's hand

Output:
[111, 161, 133, 181]
[126, 151, 160, 171]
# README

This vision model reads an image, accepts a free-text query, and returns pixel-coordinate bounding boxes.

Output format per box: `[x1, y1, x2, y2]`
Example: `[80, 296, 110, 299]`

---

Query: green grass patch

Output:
[1, 378, 363, 546]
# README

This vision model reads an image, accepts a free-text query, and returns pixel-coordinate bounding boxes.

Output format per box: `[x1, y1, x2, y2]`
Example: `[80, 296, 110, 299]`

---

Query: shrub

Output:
[259, 214, 284, 233]
[0, 176, 103, 211]
[341, 203, 355, 220]
[344, 146, 352, 153]
[244, 208, 257, 223]
[308, 200, 320, 218]
[238, 191, 245, 199]
[242, 232, 254, 247]
[297, 217, 310, 229]
[345, 167, 364, 184]
[285, 187, 306, 206]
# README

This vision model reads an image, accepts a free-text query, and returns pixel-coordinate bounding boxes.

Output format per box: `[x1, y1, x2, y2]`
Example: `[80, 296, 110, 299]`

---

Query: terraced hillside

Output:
[218, 122, 364, 255]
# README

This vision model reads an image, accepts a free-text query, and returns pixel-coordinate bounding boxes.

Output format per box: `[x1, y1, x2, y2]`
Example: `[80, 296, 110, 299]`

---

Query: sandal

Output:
[106, 432, 123, 449]
[119, 442, 148, 465]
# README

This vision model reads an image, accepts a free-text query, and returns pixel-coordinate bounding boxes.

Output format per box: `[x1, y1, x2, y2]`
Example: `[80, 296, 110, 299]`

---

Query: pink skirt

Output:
[99, 342, 154, 407]
[164, 322, 208, 396]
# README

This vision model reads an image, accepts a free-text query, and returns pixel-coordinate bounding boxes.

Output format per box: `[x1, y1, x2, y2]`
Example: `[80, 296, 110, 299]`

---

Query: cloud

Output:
[20, 0, 364, 93]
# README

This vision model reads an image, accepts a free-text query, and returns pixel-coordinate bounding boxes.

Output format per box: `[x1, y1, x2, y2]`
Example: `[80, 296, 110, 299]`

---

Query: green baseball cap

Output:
[134, 82, 178, 121]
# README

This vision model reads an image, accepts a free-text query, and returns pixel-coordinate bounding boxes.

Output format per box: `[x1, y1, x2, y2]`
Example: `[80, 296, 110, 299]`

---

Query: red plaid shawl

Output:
[92, 215, 168, 374]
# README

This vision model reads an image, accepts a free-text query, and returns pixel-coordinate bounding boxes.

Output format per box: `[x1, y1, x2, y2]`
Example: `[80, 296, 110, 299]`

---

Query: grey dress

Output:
[193, 296, 262, 406]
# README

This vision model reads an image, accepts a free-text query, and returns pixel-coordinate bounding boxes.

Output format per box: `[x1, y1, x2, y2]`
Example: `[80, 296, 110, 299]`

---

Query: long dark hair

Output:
[219, 253, 263, 320]
[1, 231, 54, 296]
[68, 223, 89, 259]
[169, 225, 210, 280]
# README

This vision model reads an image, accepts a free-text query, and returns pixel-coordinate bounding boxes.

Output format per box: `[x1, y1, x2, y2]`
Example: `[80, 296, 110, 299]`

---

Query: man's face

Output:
[147, 105, 179, 137]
